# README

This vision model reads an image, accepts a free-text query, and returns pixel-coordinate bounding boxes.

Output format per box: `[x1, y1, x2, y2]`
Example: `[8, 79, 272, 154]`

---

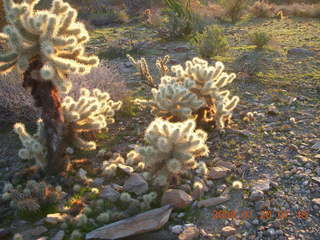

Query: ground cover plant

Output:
[0, 0, 319, 240]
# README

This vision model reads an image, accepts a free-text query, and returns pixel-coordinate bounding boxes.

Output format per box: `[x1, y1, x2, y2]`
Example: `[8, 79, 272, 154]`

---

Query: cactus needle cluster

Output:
[0, 0, 99, 93]
[127, 118, 209, 186]
[150, 57, 240, 128]
[13, 119, 47, 169]
[62, 88, 122, 150]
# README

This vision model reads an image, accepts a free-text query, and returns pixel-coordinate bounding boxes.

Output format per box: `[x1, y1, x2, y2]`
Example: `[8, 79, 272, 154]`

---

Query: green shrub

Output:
[158, 0, 201, 40]
[192, 25, 228, 58]
[249, 31, 271, 49]
[222, 0, 248, 23]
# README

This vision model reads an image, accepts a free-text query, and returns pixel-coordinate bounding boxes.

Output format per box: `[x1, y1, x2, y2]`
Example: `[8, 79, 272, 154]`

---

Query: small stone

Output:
[217, 184, 227, 193]
[21, 226, 48, 239]
[178, 226, 200, 240]
[267, 228, 276, 236]
[208, 166, 231, 180]
[92, 178, 104, 186]
[45, 213, 69, 225]
[161, 189, 193, 209]
[197, 195, 230, 208]
[100, 185, 120, 202]
[252, 179, 270, 192]
[216, 161, 236, 170]
[52, 230, 65, 240]
[249, 190, 264, 201]
[252, 219, 259, 225]
[312, 198, 320, 205]
[222, 226, 236, 237]
[287, 48, 316, 57]
[124, 173, 149, 195]
[177, 213, 185, 218]
[255, 200, 270, 211]
[171, 225, 184, 234]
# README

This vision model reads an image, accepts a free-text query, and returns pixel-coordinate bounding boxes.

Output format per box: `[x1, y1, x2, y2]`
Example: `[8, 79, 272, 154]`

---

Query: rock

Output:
[100, 185, 120, 202]
[36, 237, 47, 240]
[197, 195, 230, 208]
[252, 179, 270, 192]
[216, 160, 236, 170]
[222, 226, 236, 237]
[124, 173, 149, 195]
[312, 198, 320, 205]
[249, 190, 264, 201]
[178, 226, 200, 240]
[255, 200, 270, 211]
[171, 225, 184, 234]
[86, 205, 173, 240]
[51, 230, 64, 240]
[161, 189, 193, 209]
[118, 164, 134, 174]
[92, 178, 104, 186]
[21, 226, 48, 239]
[208, 166, 231, 180]
[287, 48, 316, 57]
[45, 213, 70, 225]
[267, 228, 276, 237]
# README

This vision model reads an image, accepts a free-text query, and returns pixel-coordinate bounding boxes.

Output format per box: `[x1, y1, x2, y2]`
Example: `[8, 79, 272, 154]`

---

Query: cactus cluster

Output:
[2, 180, 64, 213]
[13, 119, 47, 169]
[62, 88, 122, 150]
[0, 0, 99, 93]
[148, 57, 239, 129]
[101, 153, 134, 177]
[126, 118, 209, 186]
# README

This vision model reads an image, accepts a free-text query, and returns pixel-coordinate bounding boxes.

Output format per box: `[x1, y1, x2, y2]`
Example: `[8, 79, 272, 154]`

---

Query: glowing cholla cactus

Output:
[149, 57, 239, 128]
[62, 88, 122, 150]
[0, 0, 99, 93]
[129, 118, 209, 186]
[13, 119, 47, 169]
[150, 76, 205, 119]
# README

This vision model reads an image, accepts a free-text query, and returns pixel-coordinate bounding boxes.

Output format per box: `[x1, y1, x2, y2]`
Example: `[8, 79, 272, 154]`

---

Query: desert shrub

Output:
[222, 0, 248, 23]
[0, 71, 40, 124]
[158, 0, 201, 40]
[280, 3, 320, 18]
[249, 31, 272, 49]
[250, 0, 275, 18]
[68, 62, 130, 102]
[192, 25, 228, 58]
[122, 0, 165, 15]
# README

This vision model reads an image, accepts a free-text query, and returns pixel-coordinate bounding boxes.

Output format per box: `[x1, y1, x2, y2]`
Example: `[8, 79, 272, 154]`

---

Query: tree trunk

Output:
[23, 59, 68, 175]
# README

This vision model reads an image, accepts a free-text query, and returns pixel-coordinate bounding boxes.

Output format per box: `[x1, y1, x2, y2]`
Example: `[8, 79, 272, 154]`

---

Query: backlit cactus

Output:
[129, 118, 209, 186]
[13, 119, 47, 169]
[0, 0, 99, 93]
[149, 57, 239, 129]
[62, 88, 122, 150]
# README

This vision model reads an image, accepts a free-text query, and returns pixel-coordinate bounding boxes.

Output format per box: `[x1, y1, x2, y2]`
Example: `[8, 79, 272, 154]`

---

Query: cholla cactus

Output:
[3, 180, 64, 213]
[62, 88, 122, 150]
[156, 55, 170, 77]
[150, 76, 205, 120]
[127, 54, 155, 87]
[129, 118, 209, 186]
[13, 119, 47, 169]
[0, 0, 99, 93]
[149, 57, 240, 129]
[101, 153, 132, 177]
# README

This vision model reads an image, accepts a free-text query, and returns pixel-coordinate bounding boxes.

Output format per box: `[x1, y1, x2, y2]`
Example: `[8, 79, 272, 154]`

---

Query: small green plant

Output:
[192, 25, 228, 58]
[222, 0, 248, 23]
[159, 0, 200, 40]
[249, 31, 271, 49]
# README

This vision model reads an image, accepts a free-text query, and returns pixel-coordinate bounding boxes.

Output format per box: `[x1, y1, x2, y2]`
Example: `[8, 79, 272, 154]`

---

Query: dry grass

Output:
[276, 3, 320, 18]
[250, 0, 276, 18]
